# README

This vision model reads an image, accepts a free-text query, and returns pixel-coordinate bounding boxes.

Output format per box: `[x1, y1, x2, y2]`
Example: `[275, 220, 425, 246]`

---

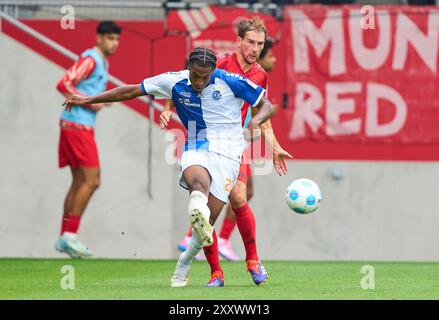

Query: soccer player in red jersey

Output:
[211, 38, 279, 262]
[165, 17, 292, 287]
[55, 21, 121, 258]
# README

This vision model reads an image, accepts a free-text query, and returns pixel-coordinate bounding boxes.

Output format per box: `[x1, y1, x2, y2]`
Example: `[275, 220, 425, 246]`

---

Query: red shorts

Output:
[58, 121, 99, 168]
[237, 148, 252, 185]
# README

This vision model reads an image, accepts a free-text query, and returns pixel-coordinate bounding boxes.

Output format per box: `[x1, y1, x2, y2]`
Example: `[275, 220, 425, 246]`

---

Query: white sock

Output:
[174, 260, 191, 279]
[188, 190, 210, 222]
[63, 232, 77, 239]
[179, 231, 203, 266]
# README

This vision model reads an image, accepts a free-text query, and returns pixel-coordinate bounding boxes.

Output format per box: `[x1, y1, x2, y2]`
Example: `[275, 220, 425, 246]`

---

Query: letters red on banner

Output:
[284, 5, 439, 144]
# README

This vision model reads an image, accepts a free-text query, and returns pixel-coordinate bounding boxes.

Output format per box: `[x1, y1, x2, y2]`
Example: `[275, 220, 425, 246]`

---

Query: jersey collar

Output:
[232, 52, 253, 74]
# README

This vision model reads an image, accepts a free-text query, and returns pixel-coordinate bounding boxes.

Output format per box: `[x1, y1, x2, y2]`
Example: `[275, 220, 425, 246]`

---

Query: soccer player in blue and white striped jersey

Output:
[62, 47, 275, 286]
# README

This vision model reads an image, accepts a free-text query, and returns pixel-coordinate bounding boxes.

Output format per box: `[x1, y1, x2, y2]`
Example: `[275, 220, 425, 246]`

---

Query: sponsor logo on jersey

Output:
[180, 91, 192, 98]
[178, 97, 201, 108]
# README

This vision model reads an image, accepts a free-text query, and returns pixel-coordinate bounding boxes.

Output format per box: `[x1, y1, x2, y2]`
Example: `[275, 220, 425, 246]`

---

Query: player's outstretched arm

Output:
[249, 98, 293, 176]
[251, 107, 293, 176]
[62, 84, 144, 112]
[245, 96, 274, 142]
[159, 99, 175, 129]
[249, 95, 274, 128]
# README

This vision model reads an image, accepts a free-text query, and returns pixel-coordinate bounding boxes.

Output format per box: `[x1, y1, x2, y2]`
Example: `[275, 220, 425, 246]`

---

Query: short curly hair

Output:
[187, 47, 217, 70]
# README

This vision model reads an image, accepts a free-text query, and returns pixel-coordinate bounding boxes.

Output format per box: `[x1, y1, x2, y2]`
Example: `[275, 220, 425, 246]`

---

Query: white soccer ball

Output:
[285, 178, 322, 214]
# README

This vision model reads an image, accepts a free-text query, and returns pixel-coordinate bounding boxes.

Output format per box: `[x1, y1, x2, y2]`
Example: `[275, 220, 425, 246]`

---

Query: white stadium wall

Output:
[1, 33, 439, 262]
[0, 33, 182, 259]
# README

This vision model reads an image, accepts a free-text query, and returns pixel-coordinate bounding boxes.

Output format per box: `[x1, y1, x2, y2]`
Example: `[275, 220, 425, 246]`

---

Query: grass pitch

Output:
[0, 259, 438, 299]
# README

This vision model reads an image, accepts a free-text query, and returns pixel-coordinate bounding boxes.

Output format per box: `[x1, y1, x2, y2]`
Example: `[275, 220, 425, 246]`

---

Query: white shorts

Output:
[179, 150, 240, 203]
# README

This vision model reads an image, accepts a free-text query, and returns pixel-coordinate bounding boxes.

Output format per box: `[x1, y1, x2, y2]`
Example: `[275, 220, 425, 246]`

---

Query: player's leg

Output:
[217, 205, 239, 261]
[70, 166, 101, 216]
[183, 165, 214, 246]
[229, 181, 255, 260]
[219, 163, 254, 239]
[60, 167, 84, 235]
[172, 153, 238, 287]
[177, 226, 193, 252]
[201, 153, 240, 287]
[56, 128, 99, 258]
[177, 226, 205, 260]
[63, 167, 83, 214]
[229, 179, 268, 285]
[246, 165, 254, 202]
[203, 193, 228, 287]
[216, 160, 252, 261]
[171, 164, 220, 287]
[56, 166, 99, 258]
[172, 230, 203, 287]
[172, 193, 225, 287]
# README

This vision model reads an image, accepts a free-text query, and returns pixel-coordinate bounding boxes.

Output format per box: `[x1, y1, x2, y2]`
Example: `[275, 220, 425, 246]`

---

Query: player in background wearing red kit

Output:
[163, 17, 292, 287]
[54, 21, 121, 258]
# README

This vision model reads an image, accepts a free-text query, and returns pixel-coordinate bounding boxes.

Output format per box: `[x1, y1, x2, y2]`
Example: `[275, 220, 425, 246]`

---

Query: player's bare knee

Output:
[229, 190, 247, 209]
[84, 176, 100, 190]
[188, 180, 209, 196]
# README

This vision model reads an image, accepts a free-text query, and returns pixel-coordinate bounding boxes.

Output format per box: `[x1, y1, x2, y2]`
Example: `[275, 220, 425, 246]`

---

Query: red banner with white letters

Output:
[283, 5, 439, 144]
[3, 4, 439, 160]
[166, 6, 280, 56]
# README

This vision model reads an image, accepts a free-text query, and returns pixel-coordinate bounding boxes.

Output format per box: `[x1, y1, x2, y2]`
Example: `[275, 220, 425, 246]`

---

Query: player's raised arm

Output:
[251, 105, 293, 176]
[159, 99, 175, 129]
[63, 84, 144, 112]
[245, 95, 275, 142]
[250, 95, 274, 126]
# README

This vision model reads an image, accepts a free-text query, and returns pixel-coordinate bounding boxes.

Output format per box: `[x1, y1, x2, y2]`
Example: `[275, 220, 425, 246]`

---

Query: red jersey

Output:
[216, 52, 267, 126]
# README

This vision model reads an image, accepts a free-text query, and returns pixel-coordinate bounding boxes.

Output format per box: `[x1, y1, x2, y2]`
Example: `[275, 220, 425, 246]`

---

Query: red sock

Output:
[60, 213, 81, 235]
[203, 230, 223, 275]
[233, 203, 259, 262]
[186, 225, 192, 237]
[219, 216, 236, 240]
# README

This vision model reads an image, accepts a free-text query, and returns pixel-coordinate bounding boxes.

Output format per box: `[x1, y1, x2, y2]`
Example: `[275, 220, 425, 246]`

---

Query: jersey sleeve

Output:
[56, 56, 96, 96]
[223, 73, 265, 107]
[141, 72, 179, 99]
[56, 56, 96, 109]
[261, 73, 268, 96]
[216, 54, 229, 69]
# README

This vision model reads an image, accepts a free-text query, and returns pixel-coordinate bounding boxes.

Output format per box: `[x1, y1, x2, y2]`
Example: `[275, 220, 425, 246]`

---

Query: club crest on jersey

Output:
[212, 90, 222, 100]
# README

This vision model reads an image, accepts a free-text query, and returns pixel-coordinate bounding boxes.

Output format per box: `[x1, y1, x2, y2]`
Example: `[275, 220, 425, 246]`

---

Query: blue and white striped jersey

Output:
[141, 69, 265, 161]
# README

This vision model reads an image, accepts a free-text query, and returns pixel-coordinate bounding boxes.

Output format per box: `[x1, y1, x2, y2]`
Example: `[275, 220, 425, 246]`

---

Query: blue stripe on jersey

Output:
[171, 79, 209, 152]
[243, 106, 252, 129]
[140, 81, 147, 95]
[213, 69, 264, 106]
